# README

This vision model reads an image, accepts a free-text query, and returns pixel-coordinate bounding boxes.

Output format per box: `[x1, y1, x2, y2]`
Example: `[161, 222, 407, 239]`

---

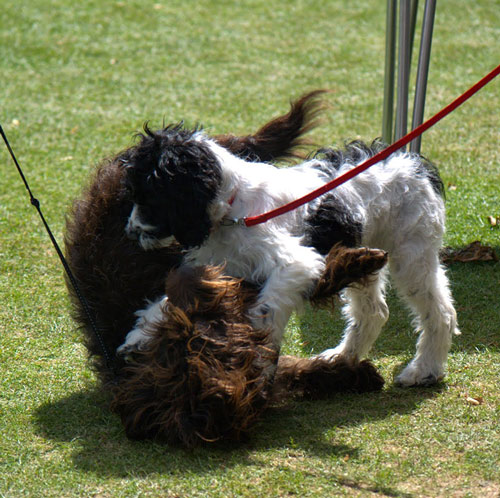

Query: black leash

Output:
[0, 124, 117, 376]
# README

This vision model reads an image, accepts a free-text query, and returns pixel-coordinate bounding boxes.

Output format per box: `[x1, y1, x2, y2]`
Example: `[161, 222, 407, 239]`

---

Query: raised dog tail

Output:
[214, 89, 329, 162]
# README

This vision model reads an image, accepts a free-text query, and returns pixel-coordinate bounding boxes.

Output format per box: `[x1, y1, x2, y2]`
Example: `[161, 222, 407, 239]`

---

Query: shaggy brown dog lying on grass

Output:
[65, 93, 387, 446]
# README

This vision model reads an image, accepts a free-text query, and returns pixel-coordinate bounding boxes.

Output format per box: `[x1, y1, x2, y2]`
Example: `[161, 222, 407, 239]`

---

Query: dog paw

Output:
[116, 328, 151, 358]
[315, 346, 348, 362]
[395, 363, 444, 387]
[359, 248, 388, 274]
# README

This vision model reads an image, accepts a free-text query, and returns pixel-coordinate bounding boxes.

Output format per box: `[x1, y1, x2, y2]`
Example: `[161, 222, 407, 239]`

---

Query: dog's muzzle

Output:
[125, 220, 142, 241]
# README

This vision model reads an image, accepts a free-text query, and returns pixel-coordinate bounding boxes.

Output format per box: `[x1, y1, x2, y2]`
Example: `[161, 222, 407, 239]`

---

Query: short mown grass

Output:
[1, 0, 499, 496]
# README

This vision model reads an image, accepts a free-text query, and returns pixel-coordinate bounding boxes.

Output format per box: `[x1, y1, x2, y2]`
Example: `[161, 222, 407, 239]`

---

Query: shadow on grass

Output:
[33, 380, 443, 482]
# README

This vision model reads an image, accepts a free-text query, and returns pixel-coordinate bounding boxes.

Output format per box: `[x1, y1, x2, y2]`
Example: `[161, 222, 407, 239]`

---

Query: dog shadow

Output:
[33, 380, 443, 478]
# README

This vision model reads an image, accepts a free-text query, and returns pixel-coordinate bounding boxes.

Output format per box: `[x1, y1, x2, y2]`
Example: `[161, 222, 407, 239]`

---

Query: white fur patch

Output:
[117, 296, 168, 355]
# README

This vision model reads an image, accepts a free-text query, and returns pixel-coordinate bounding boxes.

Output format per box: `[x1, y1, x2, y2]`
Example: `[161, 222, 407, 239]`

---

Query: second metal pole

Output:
[394, 0, 412, 144]
[410, 0, 436, 153]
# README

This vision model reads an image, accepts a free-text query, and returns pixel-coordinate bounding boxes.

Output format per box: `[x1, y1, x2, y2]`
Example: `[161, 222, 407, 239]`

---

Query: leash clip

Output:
[220, 217, 246, 227]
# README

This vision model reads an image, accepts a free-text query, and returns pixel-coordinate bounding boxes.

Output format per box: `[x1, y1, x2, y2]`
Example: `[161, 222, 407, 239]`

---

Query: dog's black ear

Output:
[166, 189, 215, 248]
[152, 128, 222, 248]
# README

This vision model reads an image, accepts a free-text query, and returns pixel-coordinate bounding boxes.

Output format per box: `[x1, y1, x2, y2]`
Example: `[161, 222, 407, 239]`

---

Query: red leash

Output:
[244, 63, 500, 227]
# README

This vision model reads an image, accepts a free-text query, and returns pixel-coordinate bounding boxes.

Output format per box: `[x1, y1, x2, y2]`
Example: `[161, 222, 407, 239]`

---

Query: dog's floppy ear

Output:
[151, 126, 223, 248]
[166, 192, 214, 248]
[126, 124, 223, 248]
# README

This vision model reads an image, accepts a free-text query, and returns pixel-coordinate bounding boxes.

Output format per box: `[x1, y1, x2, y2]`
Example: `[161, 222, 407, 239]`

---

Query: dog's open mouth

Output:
[125, 217, 175, 251]
[136, 231, 161, 250]
[136, 232, 177, 251]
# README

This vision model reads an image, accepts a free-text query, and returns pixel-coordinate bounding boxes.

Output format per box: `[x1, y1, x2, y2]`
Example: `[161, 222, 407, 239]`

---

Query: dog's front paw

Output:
[356, 247, 388, 274]
[395, 361, 444, 387]
[116, 328, 151, 359]
[315, 345, 349, 362]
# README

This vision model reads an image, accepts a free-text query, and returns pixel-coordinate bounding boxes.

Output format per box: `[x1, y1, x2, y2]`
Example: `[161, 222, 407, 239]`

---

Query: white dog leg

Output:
[116, 296, 169, 356]
[390, 254, 459, 386]
[248, 244, 325, 346]
[317, 269, 389, 362]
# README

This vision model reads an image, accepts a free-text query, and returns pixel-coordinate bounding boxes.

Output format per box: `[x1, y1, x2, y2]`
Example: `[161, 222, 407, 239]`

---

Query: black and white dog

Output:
[117, 95, 459, 387]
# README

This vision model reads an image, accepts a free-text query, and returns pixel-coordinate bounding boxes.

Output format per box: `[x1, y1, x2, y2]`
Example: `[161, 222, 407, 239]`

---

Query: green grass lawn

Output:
[1, 0, 499, 496]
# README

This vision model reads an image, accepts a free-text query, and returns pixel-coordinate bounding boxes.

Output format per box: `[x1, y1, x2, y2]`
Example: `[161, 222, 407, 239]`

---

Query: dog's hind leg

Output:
[317, 268, 389, 362]
[389, 250, 459, 386]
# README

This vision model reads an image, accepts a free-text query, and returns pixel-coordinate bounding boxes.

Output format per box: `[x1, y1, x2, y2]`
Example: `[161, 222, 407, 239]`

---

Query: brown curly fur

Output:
[310, 244, 388, 308]
[64, 157, 183, 381]
[109, 247, 386, 446]
[110, 265, 278, 445]
[65, 92, 387, 446]
[273, 356, 384, 401]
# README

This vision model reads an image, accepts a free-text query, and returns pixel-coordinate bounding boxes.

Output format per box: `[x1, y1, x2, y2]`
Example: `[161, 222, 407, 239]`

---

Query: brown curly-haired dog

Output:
[65, 93, 387, 446]
[110, 251, 386, 446]
[110, 265, 277, 445]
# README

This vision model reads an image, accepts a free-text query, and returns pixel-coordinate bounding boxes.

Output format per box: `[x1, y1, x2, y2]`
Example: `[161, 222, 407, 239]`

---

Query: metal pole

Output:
[409, 0, 419, 67]
[382, 0, 397, 144]
[410, 0, 436, 153]
[394, 0, 412, 145]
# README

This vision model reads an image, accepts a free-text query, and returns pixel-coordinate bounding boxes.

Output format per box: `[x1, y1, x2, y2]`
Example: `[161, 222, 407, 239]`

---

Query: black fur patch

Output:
[415, 155, 444, 198]
[303, 194, 362, 254]
[123, 124, 222, 248]
[312, 139, 385, 171]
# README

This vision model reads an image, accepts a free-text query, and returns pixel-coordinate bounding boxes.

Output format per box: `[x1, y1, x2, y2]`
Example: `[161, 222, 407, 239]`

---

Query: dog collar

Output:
[219, 189, 244, 226]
